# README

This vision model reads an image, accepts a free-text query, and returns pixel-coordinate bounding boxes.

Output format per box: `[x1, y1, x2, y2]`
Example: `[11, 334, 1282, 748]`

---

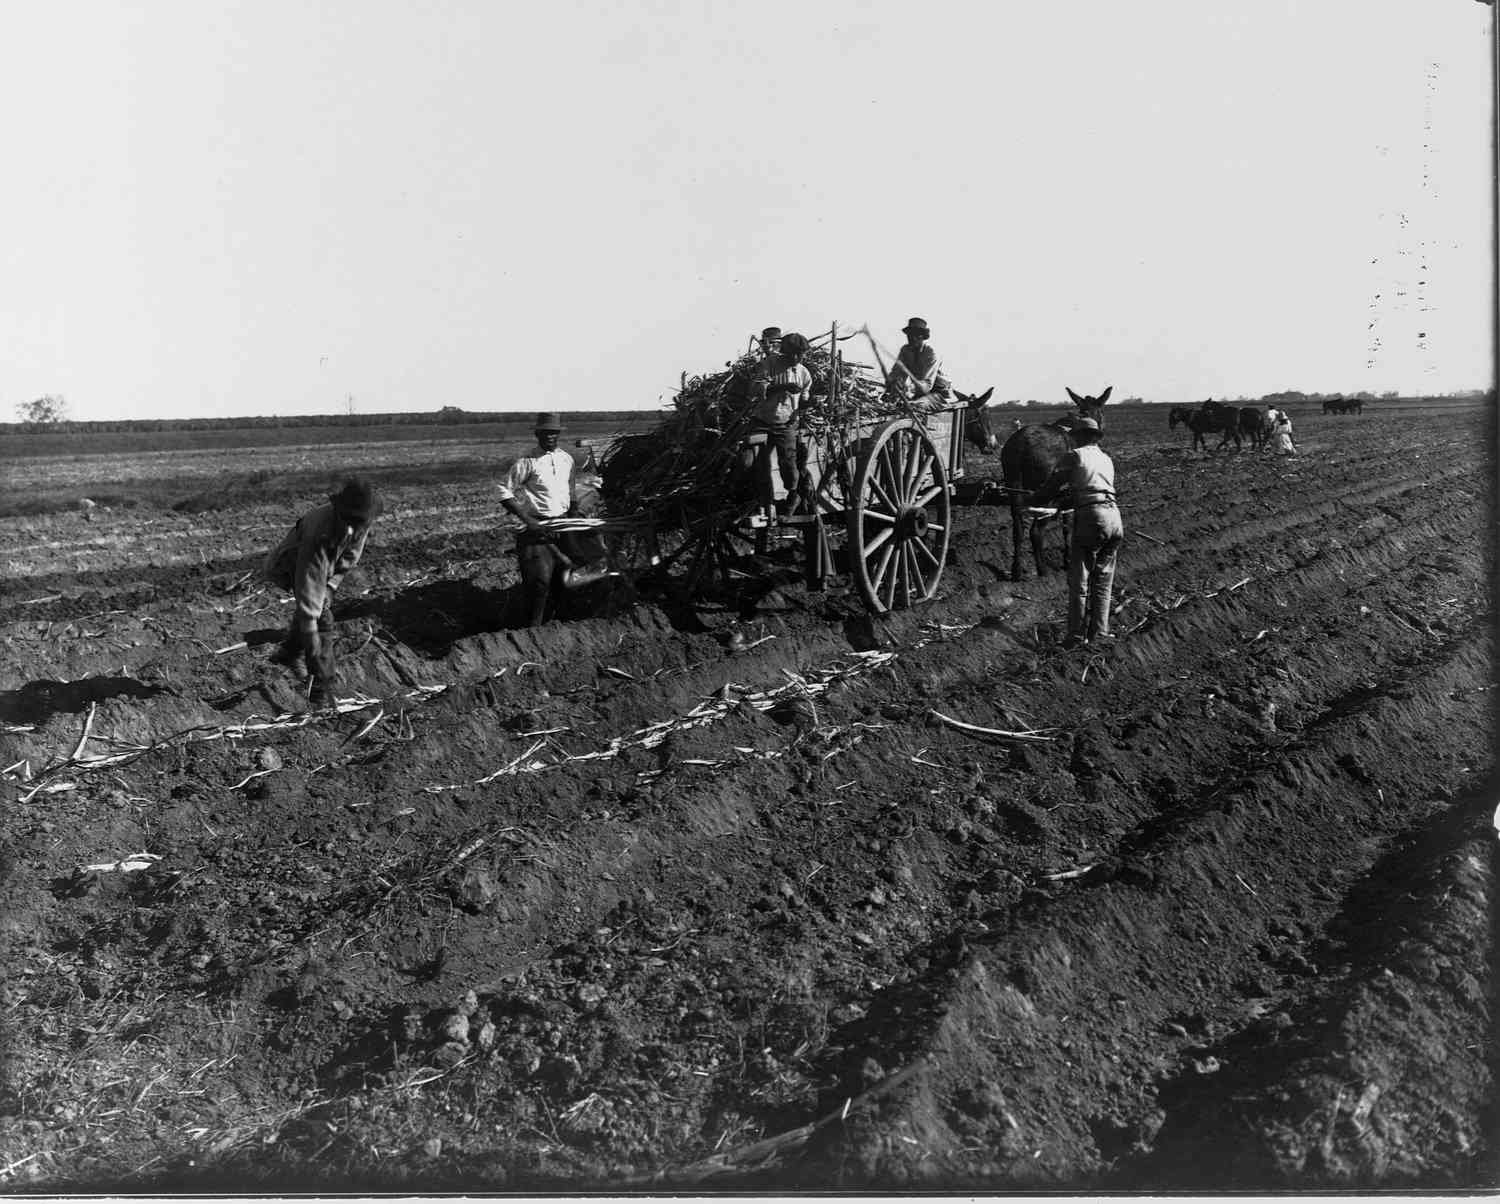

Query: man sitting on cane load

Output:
[265, 476, 383, 702]
[889, 317, 952, 407]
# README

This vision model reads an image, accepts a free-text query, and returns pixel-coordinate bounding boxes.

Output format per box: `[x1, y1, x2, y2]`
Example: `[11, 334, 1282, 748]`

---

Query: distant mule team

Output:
[259, 318, 1344, 699]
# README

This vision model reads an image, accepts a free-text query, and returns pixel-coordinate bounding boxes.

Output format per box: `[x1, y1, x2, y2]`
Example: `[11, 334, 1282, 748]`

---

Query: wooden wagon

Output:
[652, 387, 970, 616]
[577, 328, 984, 616]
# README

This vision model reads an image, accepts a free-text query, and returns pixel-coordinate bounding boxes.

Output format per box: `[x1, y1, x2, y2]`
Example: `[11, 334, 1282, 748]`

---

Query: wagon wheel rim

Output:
[849, 418, 950, 614]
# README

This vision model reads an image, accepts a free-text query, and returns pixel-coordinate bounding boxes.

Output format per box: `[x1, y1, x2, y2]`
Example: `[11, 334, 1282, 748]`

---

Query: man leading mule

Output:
[999, 385, 1112, 580]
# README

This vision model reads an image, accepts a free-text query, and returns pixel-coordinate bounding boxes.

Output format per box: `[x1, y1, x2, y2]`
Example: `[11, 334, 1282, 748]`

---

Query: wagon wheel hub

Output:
[897, 507, 929, 541]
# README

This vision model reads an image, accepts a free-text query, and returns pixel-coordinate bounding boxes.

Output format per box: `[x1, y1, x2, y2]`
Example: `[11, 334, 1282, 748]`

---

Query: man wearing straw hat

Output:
[1026, 416, 1124, 648]
[499, 411, 575, 537]
[498, 412, 603, 624]
[264, 476, 383, 702]
[890, 317, 952, 405]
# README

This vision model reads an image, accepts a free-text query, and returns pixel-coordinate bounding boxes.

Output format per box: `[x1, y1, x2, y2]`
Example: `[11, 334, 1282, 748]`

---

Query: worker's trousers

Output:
[1067, 504, 1124, 641]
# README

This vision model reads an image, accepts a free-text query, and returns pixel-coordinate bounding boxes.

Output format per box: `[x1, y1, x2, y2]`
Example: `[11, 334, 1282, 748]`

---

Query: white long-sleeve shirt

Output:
[497, 445, 574, 527]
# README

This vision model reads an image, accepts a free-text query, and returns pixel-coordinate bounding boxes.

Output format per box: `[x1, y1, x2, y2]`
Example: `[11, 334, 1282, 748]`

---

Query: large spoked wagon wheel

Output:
[847, 417, 951, 614]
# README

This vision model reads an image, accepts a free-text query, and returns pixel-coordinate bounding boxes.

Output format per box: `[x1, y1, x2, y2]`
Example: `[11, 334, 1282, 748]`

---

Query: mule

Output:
[955, 387, 998, 453]
[999, 385, 1112, 579]
[1238, 405, 1270, 451]
[1169, 400, 1241, 452]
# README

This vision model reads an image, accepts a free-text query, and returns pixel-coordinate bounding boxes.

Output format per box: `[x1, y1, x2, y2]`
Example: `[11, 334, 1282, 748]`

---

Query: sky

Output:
[1, 0, 1494, 422]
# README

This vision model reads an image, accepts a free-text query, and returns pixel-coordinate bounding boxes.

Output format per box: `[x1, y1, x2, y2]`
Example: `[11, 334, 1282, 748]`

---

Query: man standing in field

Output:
[1026, 416, 1123, 648]
[890, 317, 952, 406]
[264, 476, 383, 701]
[498, 412, 599, 625]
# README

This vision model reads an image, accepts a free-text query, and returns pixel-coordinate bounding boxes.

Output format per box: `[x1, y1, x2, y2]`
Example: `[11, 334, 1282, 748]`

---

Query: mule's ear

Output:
[1098, 386, 1112, 404]
[978, 386, 995, 405]
[1066, 386, 1083, 406]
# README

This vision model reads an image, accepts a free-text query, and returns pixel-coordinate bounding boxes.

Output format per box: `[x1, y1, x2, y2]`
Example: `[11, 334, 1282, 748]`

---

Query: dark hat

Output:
[534, 412, 563, 431]
[329, 476, 381, 523]
[902, 317, 931, 337]
[779, 331, 809, 355]
[1071, 416, 1102, 435]
[761, 326, 782, 341]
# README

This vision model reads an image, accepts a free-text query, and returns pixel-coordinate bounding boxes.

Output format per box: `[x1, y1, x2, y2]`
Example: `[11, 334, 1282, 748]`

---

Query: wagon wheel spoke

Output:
[877, 439, 903, 508]
[912, 536, 941, 572]
[913, 483, 945, 510]
[901, 542, 919, 606]
[902, 430, 927, 500]
[864, 471, 899, 515]
[858, 507, 898, 525]
[861, 525, 895, 559]
[871, 543, 897, 605]
[880, 544, 899, 611]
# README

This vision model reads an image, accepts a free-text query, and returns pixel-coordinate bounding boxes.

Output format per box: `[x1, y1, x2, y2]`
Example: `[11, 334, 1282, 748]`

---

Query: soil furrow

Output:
[784, 632, 1492, 1187]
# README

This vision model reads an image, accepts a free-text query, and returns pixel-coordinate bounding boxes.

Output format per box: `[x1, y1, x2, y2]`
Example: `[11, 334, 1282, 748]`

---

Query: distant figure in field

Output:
[1026, 416, 1124, 648]
[264, 477, 382, 702]
[1268, 408, 1298, 455]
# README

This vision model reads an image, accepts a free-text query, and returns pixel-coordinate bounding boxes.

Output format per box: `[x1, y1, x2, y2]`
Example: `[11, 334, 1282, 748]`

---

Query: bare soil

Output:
[0, 399, 1493, 1191]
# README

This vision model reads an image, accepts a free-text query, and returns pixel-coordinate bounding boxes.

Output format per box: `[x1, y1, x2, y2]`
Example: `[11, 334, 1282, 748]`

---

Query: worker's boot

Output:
[309, 645, 338, 705]
[269, 634, 308, 676]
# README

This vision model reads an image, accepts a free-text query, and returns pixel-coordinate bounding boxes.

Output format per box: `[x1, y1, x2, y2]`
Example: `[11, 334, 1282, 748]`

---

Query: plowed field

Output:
[1, 399, 1493, 1191]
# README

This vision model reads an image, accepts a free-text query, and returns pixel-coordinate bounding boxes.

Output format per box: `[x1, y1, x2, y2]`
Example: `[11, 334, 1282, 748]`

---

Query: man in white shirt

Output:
[499, 412, 574, 533]
[499, 412, 582, 624]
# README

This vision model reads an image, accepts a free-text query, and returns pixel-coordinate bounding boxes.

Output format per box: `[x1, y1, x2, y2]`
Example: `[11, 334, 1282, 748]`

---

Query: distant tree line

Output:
[0, 405, 660, 436]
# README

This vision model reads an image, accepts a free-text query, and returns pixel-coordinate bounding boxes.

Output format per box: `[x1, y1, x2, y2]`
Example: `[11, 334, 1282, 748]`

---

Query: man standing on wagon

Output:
[265, 476, 383, 702]
[747, 330, 813, 513]
[1026, 416, 1124, 649]
[890, 317, 952, 406]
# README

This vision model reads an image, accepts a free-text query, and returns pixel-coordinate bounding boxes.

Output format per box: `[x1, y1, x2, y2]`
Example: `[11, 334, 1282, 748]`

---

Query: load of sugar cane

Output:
[597, 327, 929, 522]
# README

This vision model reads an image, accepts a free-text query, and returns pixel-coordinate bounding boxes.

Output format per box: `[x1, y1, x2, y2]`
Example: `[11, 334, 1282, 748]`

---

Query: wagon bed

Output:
[671, 399, 969, 615]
